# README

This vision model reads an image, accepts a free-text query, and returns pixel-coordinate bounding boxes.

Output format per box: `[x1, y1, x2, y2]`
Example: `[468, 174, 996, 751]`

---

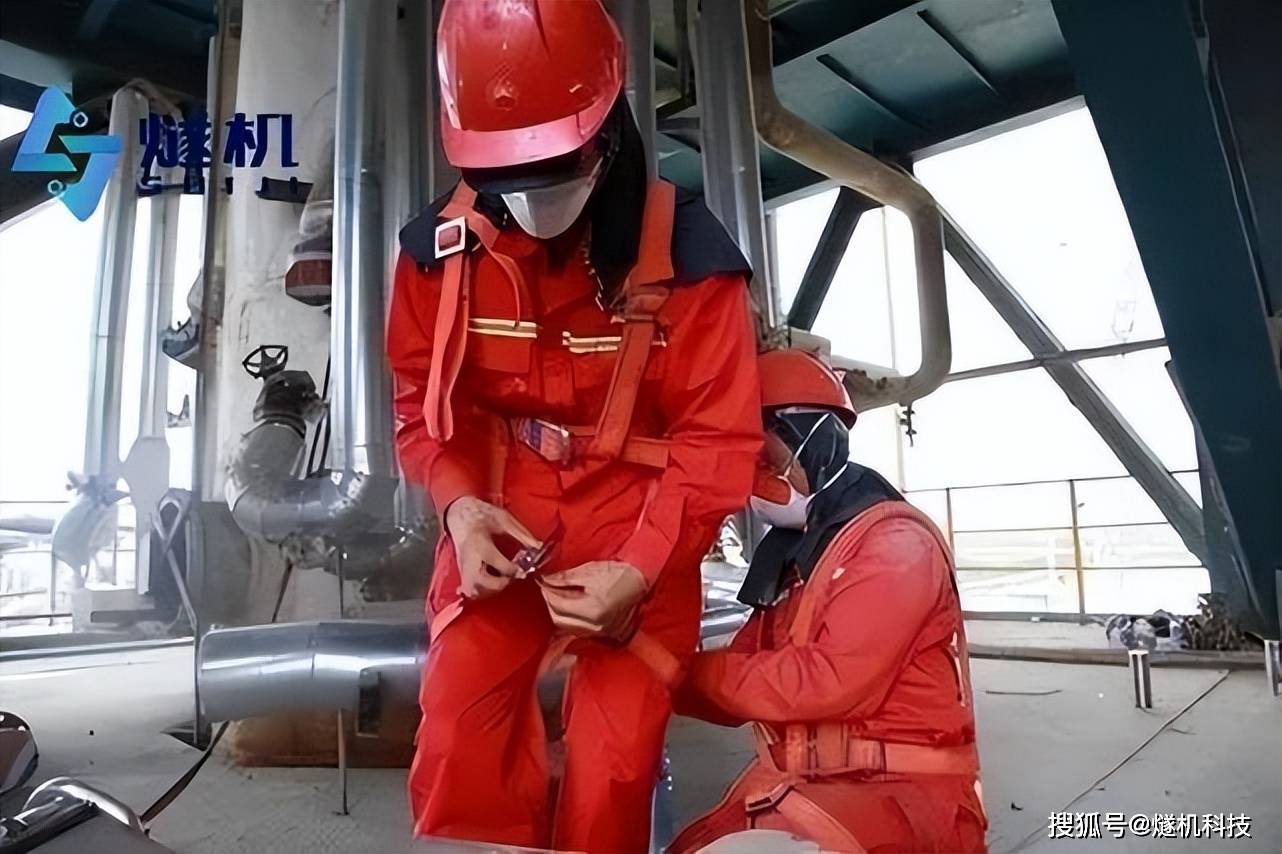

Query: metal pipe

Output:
[386, 0, 432, 528]
[192, 1, 241, 502]
[742, 0, 952, 405]
[198, 603, 752, 721]
[83, 88, 147, 479]
[225, 422, 396, 544]
[331, 0, 397, 479]
[225, 0, 402, 544]
[610, 0, 657, 180]
[693, 0, 776, 324]
[943, 337, 1169, 383]
[197, 620, 427, 720]
[138, 177, 180, 439]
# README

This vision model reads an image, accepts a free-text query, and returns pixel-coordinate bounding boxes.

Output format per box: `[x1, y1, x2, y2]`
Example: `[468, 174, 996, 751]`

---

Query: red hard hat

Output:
[437, 0, 624, 170]
[758, 349, 857, 426]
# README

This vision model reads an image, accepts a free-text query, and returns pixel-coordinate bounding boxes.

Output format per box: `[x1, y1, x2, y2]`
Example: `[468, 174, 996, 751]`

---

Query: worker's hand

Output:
[538, 560, 648, 641]
[444, 496, 541, 600]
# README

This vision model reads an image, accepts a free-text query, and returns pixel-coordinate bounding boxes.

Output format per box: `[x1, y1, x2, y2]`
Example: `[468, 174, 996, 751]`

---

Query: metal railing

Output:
[906, 469, 1206, 619]
[0, 498, 138, 631]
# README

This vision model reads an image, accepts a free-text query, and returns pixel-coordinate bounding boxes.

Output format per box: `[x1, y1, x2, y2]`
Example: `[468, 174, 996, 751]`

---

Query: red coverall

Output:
[671, 502, 988, 853]
[387, 189, 762, 851]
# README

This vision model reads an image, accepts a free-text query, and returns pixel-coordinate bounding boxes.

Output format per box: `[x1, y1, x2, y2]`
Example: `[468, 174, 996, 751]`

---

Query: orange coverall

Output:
[671, 502, 988, 853]
[387, 187, 762, 851]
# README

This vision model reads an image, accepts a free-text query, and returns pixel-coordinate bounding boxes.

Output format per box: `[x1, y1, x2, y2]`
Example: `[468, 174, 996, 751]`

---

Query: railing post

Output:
[944, 488, 956, 553]
[1069, 479, 1087, 621]
[48, 551, 58, 627]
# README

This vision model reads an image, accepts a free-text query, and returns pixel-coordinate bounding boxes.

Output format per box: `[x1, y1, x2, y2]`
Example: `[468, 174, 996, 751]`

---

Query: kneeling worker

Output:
[671, 349, 988, 853]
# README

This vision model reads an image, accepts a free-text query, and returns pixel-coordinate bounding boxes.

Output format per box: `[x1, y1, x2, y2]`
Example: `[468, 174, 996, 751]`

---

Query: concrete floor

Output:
[2, 624, 1278, 853]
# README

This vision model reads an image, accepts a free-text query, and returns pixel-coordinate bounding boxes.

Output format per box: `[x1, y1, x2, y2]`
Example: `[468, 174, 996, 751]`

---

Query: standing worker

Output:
[670, 350, 987, 853]
[386, 1, 762, 850]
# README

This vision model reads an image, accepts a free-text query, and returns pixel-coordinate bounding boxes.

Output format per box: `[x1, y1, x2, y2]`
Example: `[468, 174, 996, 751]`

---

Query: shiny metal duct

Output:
[384, 0, 433, 527]
[83, 87, 147, 480]
[743, 0, 952, 407]
[197, 604, 751, 721]
[330, 0, 397, 480]
[198, 619, 426, 720]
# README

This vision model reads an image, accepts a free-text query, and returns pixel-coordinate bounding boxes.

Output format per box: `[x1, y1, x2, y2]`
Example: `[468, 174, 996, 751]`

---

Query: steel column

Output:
[1054, 0, 1282, 635]
[692, 0, 776, 324]
[943, 213, 1208, 566]
[83, 87, 146, 480]
[1202, 0, 1282, 312]
[787, 187, 875, 330]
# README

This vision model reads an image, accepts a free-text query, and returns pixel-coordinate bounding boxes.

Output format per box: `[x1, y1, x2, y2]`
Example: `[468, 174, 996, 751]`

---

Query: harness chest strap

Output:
[587, 180, 676, 462]
[423, 181, 529, 443]
[424, 180, 679, 470]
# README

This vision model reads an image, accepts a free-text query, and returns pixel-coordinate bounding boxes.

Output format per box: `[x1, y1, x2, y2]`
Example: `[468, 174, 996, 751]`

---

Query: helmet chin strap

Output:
[814, 460, 850, 496]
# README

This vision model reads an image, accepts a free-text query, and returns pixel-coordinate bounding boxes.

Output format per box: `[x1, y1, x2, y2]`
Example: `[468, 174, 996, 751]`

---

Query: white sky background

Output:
[0, 104, 198, 506]
[0, 102, 1205, 612]
[773, 107, 1197, 490]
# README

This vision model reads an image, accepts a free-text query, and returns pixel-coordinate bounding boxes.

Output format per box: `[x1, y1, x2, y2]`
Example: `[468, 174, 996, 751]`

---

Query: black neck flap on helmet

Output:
[768, 408, 851, 493]
[738, 463, 906, 608]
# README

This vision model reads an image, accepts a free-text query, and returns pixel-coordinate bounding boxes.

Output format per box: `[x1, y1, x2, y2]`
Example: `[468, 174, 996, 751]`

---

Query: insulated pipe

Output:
[197, 605, 752, 721]
[742, 0, 952, 406]
[193, 3, 240, 501]
[224, 372, 394, 544]
[83, 87, 147, 479]
[385, 0, 432, 527]
[198, 620, 427, 721]
[331, 0, 397, 479]
[226, 0, 401, 544]
[610, 0, 658, 180]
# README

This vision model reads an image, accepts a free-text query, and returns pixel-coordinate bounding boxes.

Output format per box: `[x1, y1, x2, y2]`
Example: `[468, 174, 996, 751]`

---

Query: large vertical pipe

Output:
[83, 88, 147, 479]
[692, 0, 776, 325]
[192, 0, 240, 501]
[138, 179, 180, 440]
[331, 0, 396, 478]
[610, 0, 657, 180]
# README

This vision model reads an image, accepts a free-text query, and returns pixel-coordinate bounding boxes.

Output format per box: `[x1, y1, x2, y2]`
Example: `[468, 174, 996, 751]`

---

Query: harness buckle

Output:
[434, 216, 467, 259]
[515, 418, 576, 467]
[744, 782, 794, 814]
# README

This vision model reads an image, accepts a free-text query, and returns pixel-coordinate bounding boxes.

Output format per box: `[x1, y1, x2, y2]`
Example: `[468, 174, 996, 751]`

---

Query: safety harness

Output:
[672, 502, 980, 853]
[422, 179, 678, 484]
[420, 180, 687, 687]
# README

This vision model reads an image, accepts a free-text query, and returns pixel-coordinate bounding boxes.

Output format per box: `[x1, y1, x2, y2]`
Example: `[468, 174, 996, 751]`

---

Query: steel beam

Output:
[1054, 0, 1282, 636]
[943, 213, 1208, 565]
[787, 187, 874, 329]
[1202, 0, 1282, 313]
[944, 338, 1167, 384]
